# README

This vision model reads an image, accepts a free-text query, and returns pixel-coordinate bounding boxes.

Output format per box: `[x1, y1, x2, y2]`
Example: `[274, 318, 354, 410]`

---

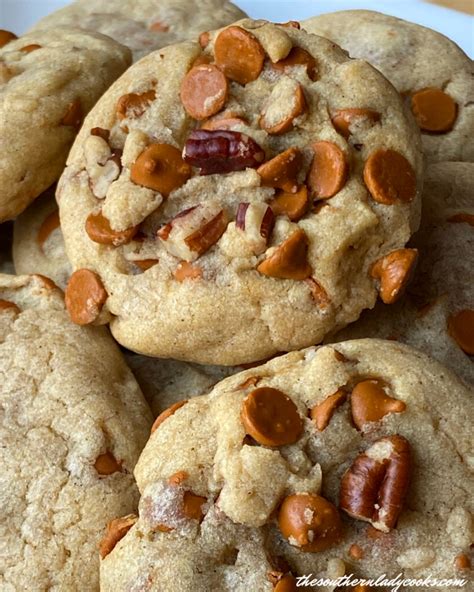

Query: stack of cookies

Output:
[0, 3, 472, 591]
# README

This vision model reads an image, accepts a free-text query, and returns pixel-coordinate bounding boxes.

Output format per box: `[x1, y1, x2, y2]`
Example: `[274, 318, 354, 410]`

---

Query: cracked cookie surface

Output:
[0, 273, 153, 591]
[332, 162, 474, 385]
[303, 10, 474, 163]
[100, 340, 474, 591]
[0, 27, 131, 222]
[29, 0, 247, 62]
[58, 19, 423, 365]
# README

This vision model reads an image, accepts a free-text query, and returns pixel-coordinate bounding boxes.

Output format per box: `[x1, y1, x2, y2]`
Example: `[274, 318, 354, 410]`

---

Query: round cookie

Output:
[332, 162, 474, 385]
[0, 273, 153, 590]
[303, 10, 474, 163]
[125, 353, 238, 416]
[58, 19, 423, 366]
[29, 0, 247, 62]
[0, 27, 131, 222]
[99, 340, 474, 591]
[13, 190, 72, 290]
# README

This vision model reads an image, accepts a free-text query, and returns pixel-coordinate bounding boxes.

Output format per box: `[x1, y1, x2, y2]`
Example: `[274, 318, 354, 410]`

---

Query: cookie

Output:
[0, 273, 153, 590]
[126, 353, 238, 416]
[99, 340, 474, 591]
[0, 27, 131, 222]
[332, 162, 474, 385]
[57, 19, 423, 366]
[13, 189, 72, 289]
[29, 0, 247, 62]
[303, 10, 474, 163]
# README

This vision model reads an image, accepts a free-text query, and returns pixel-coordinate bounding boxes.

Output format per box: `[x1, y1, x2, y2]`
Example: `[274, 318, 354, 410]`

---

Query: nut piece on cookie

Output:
[340, 435, 411, 532]
[158, 203, 228, 262]
[235, 202, 275, 255]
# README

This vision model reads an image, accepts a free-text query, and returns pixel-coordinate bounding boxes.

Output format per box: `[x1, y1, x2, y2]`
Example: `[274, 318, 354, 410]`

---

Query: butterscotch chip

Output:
[135, 259, 159, 271]
[199, 31, 210, 48]
[257, 148, 302, 193]
[20, 44, 42, 53]
[99, 515, 138, 559]
[411, 88, 457, 133]
[349, 543, 364, 560]
[310, 389, 347, 431]
[278, 493, 343, 552]
[257, 229, 312, 280]
[364, 149, 416, 205]
[351, 379, 406, 430]
[448, 212, 474, 227]
[61, 99, 83, 129]
[305, 278, 330, 308]
[274, 574, 297, 592]
[167, 470, 189, 486]
[116, 90, 156, 120]
[151, 400, 188, 433]
[306, 141, 347, 200]
[95, 451, 122, 475]
[200, 112, 247, 131]
[86, 211, 138, 247]
[0, 30, 17, 48]
[214, 26, 265, 85]
[260, 82, 307, 135]
[0, 299, 20, 314]
[182, 491, 207, 522]
[241, 387, 303, 447]
[65, 268, 107, 325]
[447, 310, 474, 355]
[269, 186, 309, 222]
[131, 144, 192, 196]
[37, 209, 60, 249]
[331, 108, 380, 139]
[180, 64, 228, 120]
[273, 47, 317, 81]
[454, 553, 471, 570]
[149, 21, 169, 32]
[371, 248, 418, 304]
[173, 261, 202, 282]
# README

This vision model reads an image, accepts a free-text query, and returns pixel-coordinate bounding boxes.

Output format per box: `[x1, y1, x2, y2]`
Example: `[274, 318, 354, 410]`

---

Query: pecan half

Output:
[340, 435, 411, 532]
[182, 130, 265, 175]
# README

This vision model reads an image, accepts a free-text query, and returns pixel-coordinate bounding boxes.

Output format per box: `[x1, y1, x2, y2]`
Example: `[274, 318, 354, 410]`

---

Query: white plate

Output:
[1, 0, 473, 55]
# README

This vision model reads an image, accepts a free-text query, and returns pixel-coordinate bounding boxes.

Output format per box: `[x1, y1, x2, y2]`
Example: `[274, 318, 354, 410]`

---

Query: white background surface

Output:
[1, 0, 473, 55]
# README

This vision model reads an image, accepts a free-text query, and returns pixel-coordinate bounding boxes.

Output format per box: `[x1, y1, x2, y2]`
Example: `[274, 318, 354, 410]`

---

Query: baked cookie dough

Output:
[13, 190, 72, 289]
[125, 353, 238, 416]
[0, 27, 131, 222]
[0, 273, 153, 590]
[303, 10, 474, 163]
[58, 19, 423, 365]
[332, 162, 474, 385]
[29, 0, 247, 62]
[99, 340, 474, 591]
